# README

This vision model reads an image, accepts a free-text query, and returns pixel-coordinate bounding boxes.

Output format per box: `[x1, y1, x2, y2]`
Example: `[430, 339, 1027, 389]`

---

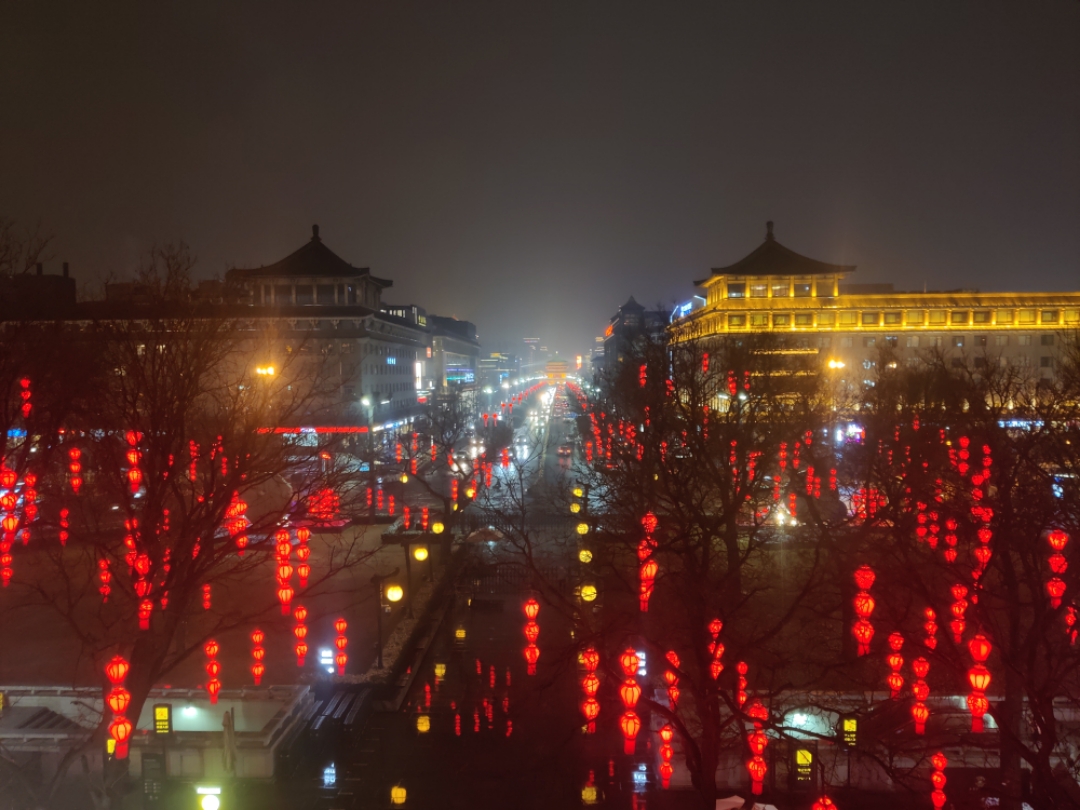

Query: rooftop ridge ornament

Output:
[766, 220, 774, 241]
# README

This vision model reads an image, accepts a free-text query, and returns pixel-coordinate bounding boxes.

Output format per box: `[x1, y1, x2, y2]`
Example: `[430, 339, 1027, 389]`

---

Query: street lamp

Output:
[371, 569, 401, 668]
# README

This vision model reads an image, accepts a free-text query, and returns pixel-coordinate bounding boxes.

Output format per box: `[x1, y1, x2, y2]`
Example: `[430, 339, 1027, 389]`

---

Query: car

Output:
[558, 445, 572, 457]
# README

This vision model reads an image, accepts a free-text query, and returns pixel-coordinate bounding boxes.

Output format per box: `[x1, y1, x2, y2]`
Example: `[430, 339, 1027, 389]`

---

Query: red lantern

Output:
[524, 621, 540, 643]
[968, 665, 991, 692]
[109, 715, 133, 745]
[747, 730, 768, 756]
[619, 679, 642, 709]
[853, 564, 875, 591]
[297, 527, 311, 543]
[912, 680, 930, 701]
[619, 649, 639, 677]
[912, 657, 930, 678]
[911, 701, 929, 735]
[581, 697, 600, 722]
[138, 599, 153, 630]
[334, 617, 348, 635]
[620, 711, 641, 754]
[335, 652, 348, 676]
[251, 662, 265, 684]
[204, 640, 219, 658]
[853, 619, 874, 655]
[708, 618, 723, 638]
[853, 592, 876, 619]
[967, 692, 989, 732]
[812, 799, 836, 810]
[523, 598, 540, 620]
[335, 636, 348, 652]
[581, 673, 600, 696]
[106, 687, 131, 715]
[295, 641, 308, 666]
[207, 678, 221, 704]
[294, 605, 308, 623]
[524, 643, 540, 674]
[278, 584, 294, 614]
[1046, 577, 1067, 608]
[747, 755, 767, 795]
[886, 672, 904, 698]
[206, 660, 221, 678]
[294, 624, 308, 640]
[659, 724, 674, 743]
[968, 634, 992, 662]
[1047, 529, 1069, 552]
[105, 656, 130, 685]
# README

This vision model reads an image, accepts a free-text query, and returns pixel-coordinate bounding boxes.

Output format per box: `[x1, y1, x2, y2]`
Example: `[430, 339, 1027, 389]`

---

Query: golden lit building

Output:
[673, 222, 1080, 384]
[546, 359, 569, 381]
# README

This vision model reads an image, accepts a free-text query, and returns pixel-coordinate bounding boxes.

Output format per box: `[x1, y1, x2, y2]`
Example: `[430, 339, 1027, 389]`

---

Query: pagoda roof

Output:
[695, 222, 856, 285]
[229, 225, 392, 287]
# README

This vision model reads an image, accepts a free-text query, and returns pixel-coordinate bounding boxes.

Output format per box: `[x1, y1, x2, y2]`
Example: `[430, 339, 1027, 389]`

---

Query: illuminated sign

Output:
[794, 748, 814, 782]
[842, 717, 857, 747]
[153, 703, 173, 734]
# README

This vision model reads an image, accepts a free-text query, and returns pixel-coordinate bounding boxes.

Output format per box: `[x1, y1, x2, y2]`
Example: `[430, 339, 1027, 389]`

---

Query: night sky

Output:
[2, 1, 1077, 358]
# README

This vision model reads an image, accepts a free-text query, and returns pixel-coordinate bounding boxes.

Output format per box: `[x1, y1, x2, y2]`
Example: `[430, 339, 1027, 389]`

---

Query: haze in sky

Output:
[1, 1, 1077, 358]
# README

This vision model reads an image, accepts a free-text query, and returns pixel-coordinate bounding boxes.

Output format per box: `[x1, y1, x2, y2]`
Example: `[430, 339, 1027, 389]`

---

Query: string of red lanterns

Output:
[251, 628, 265, 685]
[104, 655, 133, 759]
[204, 639, 221, 704]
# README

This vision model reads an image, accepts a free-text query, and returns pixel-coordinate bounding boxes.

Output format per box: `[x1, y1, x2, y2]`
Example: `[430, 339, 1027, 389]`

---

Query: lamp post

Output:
[372, 569, 402, 668]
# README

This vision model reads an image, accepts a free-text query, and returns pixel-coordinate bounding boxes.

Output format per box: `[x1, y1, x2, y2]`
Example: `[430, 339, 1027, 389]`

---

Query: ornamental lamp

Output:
[105, 656, 130, 685]
[413, 546, 429, 562]
[106, 687, 131, 715]
[386, 585, 403, 602]
[431, 522, 445, 535]
[619, 649, 639, 678]
[576, 522, 589, 535]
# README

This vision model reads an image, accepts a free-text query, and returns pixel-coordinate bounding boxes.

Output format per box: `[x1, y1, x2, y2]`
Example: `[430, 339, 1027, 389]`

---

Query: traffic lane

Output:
[337, 575, 660, 808]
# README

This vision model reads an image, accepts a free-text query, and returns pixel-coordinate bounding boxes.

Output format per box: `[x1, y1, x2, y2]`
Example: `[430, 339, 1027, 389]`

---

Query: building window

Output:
[951, 311, 969, 325]
[839, 312, 858, 326]
[1041, 334, 1055, 346]
[932, 336, 944, 348]
[773, 314, 791, 327]
[296, 285, 315, 305]
[1040, 356, 1054, 368]
[953, 336, 965, 348]
[793, 283, 812, 297]
[840, 336, 853, 348]
[1065, 309, 1079, 324]
[728, 314, 746, 327]
[818, 336, 831, 348]
[973, 311, 991, 324]
[274, 284, 292, 304]
[994, 335, 1008, 347]
[884, 312, 902, 325]
[316, 284, 335, 304]
[749, 283, 768, 298]
[975, 335, 987, 347]
[1018, 309, 1036, 324]
[906, 336, 919, 348]
[885, 336, 898, 347]
[1042, 310, 1060, 324]
[771, 283, 790, 298]
[818, 312, 835, 326]
[995, 309, 1014, 324]
[750, 313, 769, 328]
[1018, 335, 1033, 346]
[815, 280, 835, 298]
[906, 310, 925, 325]
[929, 311, 947, 325]
[862, 312, 880, 326]
[795, 313, 814, 326]
[727, 283, 746, 299]
[862, 336, 877, 348]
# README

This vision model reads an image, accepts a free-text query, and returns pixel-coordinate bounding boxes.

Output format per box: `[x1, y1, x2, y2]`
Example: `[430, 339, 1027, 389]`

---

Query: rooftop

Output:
[697, 222, 857, 284]
[228, 225, 392, 287]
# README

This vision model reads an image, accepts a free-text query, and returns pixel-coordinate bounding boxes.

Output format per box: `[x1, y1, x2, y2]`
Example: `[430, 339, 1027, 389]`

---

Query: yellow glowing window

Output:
[838, 312, 858, 326]
[861, 312, 880, 326]
[950, 311, 969, 325]
[905, 310, 925, 325]
[817, 312, 835, 326]
[773, 314, 790, 327]
[728, 315, 746, 327]
[771, 284, 790, 298]
[815, 281, 835, 297]
[1018, 309, 1036, 324]
[750, 314, 769, 327]
[795, 313, 813, 326]
[1064, 310, 1079, 324]
[884, 312, 902, 325]
[929, 311, 947, 325]
[973, 311, 991, 324]
[749, 284, 768, 298]
[1041, 310, 1059, 324]
[995, 309, 1014, 324]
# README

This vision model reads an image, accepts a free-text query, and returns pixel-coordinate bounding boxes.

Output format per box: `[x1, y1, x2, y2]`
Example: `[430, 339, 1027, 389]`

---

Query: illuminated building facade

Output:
[673, 222, 1080, 385]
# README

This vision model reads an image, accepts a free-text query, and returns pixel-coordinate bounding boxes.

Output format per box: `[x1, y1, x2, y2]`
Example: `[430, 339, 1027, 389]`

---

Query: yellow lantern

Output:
[572, 486, 584, 498]
[465, 488, 476, 499]
[385, 584, 404, 603]
[434, 663, 446, 679]
[455, 627, 467, 640]
[578, 549, 593, 564]
[581, 584, 598, 602]
[416, 715, 430, 733]
[570, 503, 581, 514]
[582, 785, 598, 805]
[390, 785, 407, 805]
[576, 522, 589, 536]
[413, 546, 429, 562]
[400, 473, 409, 484]
[431, 522, 445, 534]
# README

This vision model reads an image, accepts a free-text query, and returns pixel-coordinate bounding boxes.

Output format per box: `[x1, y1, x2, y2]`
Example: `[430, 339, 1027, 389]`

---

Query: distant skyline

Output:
[2, 1, 1077, 358]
